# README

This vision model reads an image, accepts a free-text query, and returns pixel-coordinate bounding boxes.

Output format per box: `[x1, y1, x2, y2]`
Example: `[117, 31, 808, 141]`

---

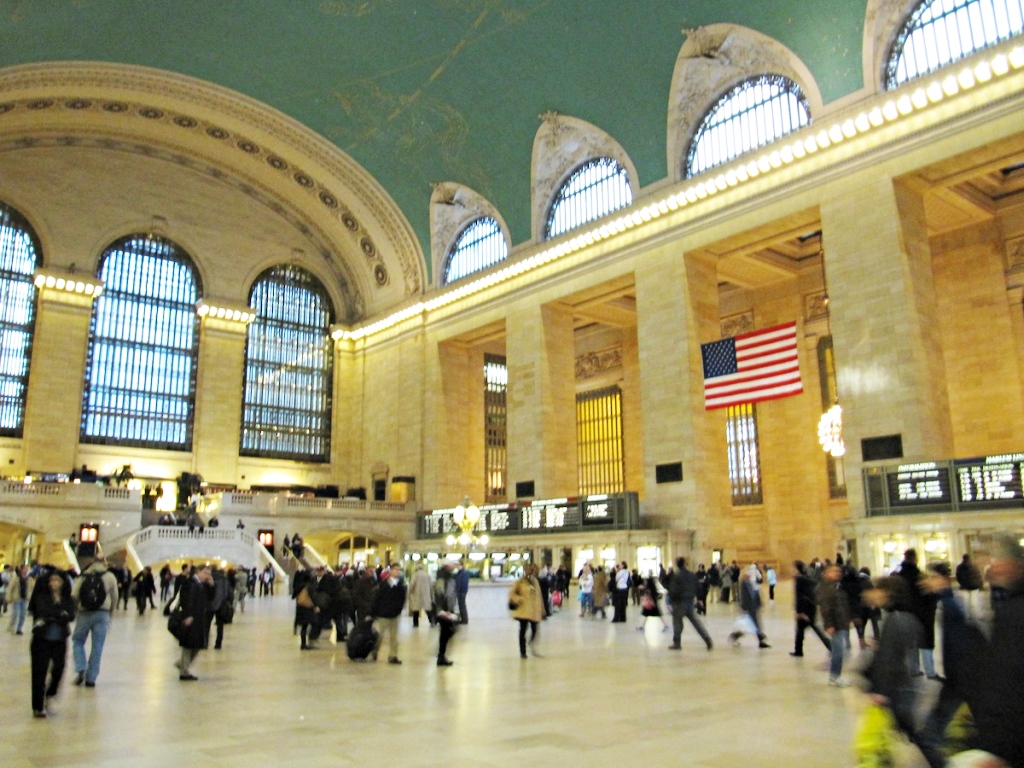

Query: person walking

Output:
[790, 560, 831, 658]
[592, 565, 609, 619]
[7, 564, 29, 635]
[133, 567, 156, 615]
[455, 564, 470, 624]
[817, 564, 851, 686]
[28, 568, 75, 718]
[577, 564, 594, 617]
[766, 565, 777, 603]
[636, 573, 669, 632]
[728, 565, 770, 648]
[509, 563, 544, 659]
[71, 554, 119, 688]
[433, 563, 459, 666]
[407, 563, 434, 628]
[175, 564, 214, 680]
[896, 548, 939, 679]
[667, 557, 713, 650]
[611, 562, 630, 623]
[368, 564, 406, 664]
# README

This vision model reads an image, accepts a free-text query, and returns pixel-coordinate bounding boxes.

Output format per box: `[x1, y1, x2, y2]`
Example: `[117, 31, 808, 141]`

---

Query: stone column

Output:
[21, 285, 96, 474]
[822, 177, 954, 517]
[635, 244, 729, 553]
[192, 312, 248, 484]
[506, 303, 576, 499]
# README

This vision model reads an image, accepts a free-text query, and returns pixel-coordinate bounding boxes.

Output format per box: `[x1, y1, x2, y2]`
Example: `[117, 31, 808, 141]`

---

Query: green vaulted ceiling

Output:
[0, 0, 868, 277]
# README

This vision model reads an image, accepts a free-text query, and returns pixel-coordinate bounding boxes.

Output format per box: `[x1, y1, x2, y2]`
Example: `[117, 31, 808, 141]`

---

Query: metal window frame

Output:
[544, 157, 633, 240]
[240, 264, 334, 463]
[887, 0, 1024, 88]
[685, 75, 810, 179]
[576, 385, 625, 496]
[817, 337, 847, 499]
[0, 202, 41, 438]
[726, 402, 763, 505]
[484, 353, 508, 503]
[444, 217, 508, 285]
[80, 235, 201, 451]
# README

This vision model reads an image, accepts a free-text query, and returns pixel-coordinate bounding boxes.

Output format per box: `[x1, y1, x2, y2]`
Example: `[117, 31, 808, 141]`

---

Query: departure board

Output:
[954, 454, 1024, 504]
[885, 462, 953, 506]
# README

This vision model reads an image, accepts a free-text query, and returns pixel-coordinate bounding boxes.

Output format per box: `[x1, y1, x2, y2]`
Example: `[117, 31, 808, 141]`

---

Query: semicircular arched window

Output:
[0, 202, 41, 437]
[545, 157, 633, 240]
[886, 0, 1024, 88]
[81, 235, 201, 449]
[685, 75, 811, 179]
[241, 264, 333, 462]
[443, 216, 509, 285]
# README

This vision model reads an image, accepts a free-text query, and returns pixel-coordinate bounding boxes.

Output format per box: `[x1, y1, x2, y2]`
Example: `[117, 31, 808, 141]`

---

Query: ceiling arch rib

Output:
[0, 62, 427, 321]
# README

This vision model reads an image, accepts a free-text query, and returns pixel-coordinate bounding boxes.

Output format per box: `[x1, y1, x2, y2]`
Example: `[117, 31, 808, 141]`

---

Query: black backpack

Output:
[79, 571, 107, 611]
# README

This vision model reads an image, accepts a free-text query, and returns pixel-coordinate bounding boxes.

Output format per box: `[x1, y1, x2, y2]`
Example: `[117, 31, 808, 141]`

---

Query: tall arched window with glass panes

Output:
[81, 235, 200, 449]
[887, 0, 1024, 88]
[444, 217, 508, 285]
[544, 157, 633, 240]
[685, 75, 810, 178]
[240, 265, 333, 462]
[0, 202, 41, 437]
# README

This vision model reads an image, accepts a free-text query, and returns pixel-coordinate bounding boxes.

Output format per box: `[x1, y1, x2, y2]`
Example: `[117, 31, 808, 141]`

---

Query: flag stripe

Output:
[701, 321, 802, 410]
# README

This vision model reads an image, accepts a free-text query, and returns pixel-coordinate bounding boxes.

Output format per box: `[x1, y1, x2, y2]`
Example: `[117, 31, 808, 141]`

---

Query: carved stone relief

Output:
[805, 291, 830, 321]
[720, 311, 754, 339]
[575, 347, 622, 380]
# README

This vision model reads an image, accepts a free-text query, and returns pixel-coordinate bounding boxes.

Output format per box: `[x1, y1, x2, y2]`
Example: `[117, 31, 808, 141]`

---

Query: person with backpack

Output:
[70, 553, 119, 688]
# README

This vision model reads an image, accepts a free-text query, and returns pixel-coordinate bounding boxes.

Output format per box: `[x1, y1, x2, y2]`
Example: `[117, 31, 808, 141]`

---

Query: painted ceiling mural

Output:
[0, 0, 867, 278]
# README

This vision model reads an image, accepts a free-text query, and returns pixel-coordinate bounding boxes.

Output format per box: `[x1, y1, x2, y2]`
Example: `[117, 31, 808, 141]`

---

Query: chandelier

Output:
[446, 495, 489, 548]
[818, 403, 845, 457]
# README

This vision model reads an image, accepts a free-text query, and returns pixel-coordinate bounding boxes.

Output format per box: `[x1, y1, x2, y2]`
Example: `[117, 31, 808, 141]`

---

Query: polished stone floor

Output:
[0, 582, 939, 767]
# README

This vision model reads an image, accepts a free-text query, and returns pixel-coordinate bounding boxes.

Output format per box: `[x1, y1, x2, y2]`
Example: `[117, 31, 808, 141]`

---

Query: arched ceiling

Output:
[0, 1, 869, 285]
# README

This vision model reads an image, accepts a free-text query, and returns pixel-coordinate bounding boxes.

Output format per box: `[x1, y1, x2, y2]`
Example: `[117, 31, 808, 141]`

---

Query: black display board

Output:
[416, 492, 638, 537]
[866, 452, 1024, 515]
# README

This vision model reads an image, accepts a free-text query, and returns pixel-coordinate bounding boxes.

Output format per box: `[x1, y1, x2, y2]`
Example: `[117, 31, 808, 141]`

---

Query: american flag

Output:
[700, 321, 803, 410]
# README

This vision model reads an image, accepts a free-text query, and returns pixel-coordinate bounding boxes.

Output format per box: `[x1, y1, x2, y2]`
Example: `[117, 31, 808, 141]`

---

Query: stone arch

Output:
[863, 0, 923, 92]
[0, 62, 427, 322]
[429, 183, 511, 287]
[667, 25, 824, 183]
[530, 113, 638, 243]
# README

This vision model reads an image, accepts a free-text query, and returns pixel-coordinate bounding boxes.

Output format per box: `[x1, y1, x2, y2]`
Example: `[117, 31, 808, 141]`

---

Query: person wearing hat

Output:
[70, 553, 119, 688]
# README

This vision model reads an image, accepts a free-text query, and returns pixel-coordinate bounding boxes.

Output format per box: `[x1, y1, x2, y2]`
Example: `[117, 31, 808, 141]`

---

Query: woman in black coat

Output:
[28, 568, 76, 717]
[176, 565, 214, 681]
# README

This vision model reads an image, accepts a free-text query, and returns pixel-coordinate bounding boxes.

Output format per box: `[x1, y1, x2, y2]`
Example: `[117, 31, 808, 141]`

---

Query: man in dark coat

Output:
[896, 548, 939, 678]
[176, 564, 214, 681]
[791, 560, 831, 657]
[369, 564, 406, 664]
[667, 557, 713, 650]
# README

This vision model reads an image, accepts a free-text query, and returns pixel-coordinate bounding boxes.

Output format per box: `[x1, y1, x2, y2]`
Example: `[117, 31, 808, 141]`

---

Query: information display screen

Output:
[885, 462, 952, 506]
[417, 493, 638, 537]
[954, 454, 1024, 504]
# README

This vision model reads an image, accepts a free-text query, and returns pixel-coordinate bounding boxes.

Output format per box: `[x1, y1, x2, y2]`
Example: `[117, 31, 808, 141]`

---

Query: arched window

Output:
[443, 217, 508, 285]
[241, 265, 333, 462]
[886, 0, 1024, 88]
[685, 75, 811, 178]
[81, 235, 201, 449]
[0, 202, 41, 437]
[545, 157, 633, 240]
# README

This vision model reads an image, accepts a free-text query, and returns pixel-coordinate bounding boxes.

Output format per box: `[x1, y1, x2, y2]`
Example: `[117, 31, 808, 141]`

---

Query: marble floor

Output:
[0, 582, 938, 768]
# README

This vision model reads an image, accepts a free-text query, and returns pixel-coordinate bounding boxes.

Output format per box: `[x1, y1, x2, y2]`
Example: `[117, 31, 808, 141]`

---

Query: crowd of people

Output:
[3, 534, 1021, 766]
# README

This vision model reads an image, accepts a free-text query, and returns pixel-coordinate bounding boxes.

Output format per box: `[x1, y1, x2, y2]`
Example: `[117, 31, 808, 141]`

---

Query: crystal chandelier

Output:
[818, 403, 845, 457]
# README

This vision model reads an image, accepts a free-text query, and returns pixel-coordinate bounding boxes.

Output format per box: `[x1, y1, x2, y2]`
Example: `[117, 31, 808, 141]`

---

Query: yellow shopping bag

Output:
[854, 703, 899, 768]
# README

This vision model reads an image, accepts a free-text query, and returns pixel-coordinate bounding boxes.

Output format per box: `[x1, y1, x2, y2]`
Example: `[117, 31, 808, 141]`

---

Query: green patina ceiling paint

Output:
[0, 0, 868, 277]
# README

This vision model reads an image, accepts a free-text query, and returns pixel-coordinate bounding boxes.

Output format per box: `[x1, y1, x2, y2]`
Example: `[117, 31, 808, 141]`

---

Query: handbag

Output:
[166, 607, 186, 640]
[296, 586, 314, 608]
[217, 600, 235, 624]
[853, 703, 898, 768]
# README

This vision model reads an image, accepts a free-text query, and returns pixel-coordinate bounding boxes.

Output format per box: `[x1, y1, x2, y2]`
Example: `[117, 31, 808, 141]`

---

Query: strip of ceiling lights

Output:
[329, 42, 1024, 342]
